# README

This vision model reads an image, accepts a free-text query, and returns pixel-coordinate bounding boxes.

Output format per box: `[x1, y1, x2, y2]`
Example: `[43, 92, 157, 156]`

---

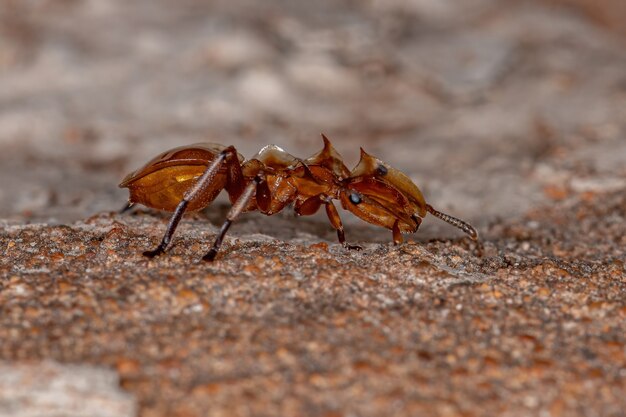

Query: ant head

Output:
[339, 177, 420, 233]
[350, 148, 427, 218]
[305, 134, 351, 179]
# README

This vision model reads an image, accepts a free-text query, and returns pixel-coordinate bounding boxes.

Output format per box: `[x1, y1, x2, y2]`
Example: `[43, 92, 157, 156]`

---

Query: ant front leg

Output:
[144, 147, 237, 258]
[392, 219, 403, 245]
[202, 174, 266, 262]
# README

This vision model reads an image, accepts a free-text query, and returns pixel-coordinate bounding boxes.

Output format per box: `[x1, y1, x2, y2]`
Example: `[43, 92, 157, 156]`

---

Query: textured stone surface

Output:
[2, 191, 625, 417]
[0, 361, 136, 417]
[0, 1, 625, 416]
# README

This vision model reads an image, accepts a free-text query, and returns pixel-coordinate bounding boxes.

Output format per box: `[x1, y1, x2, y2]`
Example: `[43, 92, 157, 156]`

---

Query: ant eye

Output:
[349, 192, 362, 205]
[376, 165, 388, 176]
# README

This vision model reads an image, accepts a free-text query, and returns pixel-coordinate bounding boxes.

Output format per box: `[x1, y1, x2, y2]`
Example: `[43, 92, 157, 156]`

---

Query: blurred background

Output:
[1, 3, 625, 416]
[1, 0, 625, 235]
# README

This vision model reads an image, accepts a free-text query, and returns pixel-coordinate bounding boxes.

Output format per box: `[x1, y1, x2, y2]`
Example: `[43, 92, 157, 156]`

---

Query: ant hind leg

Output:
[143, 200, 188, 258]
[143, 147, 236, 258]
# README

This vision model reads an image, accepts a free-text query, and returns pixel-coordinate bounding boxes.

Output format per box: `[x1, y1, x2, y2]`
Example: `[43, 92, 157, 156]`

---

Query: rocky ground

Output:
[1, 1, 625, 416]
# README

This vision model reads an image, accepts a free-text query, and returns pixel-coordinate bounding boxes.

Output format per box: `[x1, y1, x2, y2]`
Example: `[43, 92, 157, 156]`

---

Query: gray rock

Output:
[0, 361, 136, 417]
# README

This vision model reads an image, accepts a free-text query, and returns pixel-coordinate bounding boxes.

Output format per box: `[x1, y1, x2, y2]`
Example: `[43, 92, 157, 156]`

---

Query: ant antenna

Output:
[426, 204, 478, 240]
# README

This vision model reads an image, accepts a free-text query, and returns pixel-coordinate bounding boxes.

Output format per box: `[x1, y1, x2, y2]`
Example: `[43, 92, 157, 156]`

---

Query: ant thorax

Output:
[251, 145, 298, 170]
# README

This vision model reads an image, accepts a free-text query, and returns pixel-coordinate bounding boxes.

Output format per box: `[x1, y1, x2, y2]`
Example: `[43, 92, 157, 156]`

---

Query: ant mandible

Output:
[119, 135, 478, 261]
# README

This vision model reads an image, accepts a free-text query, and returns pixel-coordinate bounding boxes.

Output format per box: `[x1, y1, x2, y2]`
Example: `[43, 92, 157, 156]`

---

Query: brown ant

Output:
[119, 135, 478, 261]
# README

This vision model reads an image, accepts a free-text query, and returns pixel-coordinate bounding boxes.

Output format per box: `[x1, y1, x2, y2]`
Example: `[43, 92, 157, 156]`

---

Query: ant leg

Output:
[411, 214, 422, 232]
[337, 228, 362, 251]
[203, 175, 264, 262]
[119, 201, 135, 214]
[143, 147, 236, 258]
[324, 199, 362, 251]
[295, 195, 323, 216]
[143, 200, 189, 258]
[392, 220, 403, 245]
[295, 195, 361, 250]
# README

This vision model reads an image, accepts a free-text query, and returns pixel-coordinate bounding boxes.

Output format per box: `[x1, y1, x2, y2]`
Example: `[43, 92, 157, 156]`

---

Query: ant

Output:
[119, 135, 478, 261]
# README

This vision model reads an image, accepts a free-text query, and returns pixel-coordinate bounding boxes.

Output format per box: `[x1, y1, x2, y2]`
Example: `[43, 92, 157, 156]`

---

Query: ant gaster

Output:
[119, 135, 478, 261]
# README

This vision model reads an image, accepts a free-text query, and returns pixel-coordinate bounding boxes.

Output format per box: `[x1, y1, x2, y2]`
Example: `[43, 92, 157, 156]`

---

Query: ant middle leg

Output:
[143, 147, 238, 258]
[202, 174, 266, 262]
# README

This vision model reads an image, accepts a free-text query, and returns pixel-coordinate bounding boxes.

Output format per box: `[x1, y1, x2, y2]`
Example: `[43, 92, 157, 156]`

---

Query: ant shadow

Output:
[199, 202, 443, 245]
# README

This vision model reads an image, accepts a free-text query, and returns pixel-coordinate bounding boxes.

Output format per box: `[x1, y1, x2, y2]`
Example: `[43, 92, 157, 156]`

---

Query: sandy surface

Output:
[1, 1, 625, 416]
